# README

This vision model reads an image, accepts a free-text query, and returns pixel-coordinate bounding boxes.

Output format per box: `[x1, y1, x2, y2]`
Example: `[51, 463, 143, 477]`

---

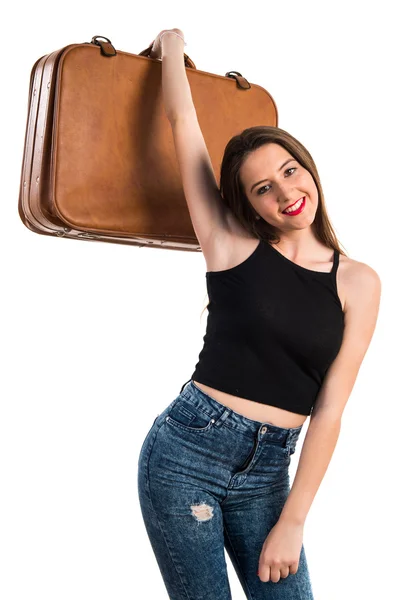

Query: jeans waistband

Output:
[179, 379, 303, 449]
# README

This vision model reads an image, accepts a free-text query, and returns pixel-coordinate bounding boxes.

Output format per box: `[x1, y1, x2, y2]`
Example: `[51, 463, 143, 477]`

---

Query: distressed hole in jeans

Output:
[190, 503, 214, 522]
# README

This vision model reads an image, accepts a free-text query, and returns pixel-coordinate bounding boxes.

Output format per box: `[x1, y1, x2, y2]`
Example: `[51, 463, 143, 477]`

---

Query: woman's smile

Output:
[282, 196, 306, 215]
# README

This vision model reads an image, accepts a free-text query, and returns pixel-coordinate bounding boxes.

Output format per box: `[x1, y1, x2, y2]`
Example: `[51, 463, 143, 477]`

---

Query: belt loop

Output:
[285, 430, 292, 453]
[180, 378, 192, 394]
[213, 408, 232, 428]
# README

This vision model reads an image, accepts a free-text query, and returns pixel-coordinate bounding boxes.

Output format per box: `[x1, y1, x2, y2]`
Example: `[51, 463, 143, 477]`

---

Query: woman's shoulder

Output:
[203, 232, 259, 273]
[338, 253, 382, 313]
[339, 252, 380, 283]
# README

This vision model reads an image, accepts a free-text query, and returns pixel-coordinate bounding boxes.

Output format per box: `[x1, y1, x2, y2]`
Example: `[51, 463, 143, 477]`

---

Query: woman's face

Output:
[239, 143, 319, 232]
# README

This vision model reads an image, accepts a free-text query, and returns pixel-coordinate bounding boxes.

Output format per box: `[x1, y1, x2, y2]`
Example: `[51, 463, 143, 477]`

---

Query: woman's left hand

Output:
[257, 519, 304, 583]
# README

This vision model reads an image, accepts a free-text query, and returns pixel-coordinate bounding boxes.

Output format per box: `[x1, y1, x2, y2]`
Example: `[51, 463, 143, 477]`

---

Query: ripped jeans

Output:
[137, 379, 314, 599]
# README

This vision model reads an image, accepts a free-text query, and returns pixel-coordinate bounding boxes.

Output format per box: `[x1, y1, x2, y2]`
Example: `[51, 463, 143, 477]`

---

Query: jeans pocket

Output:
[165, 397, 215, 433]
[265, 440, 291, 461]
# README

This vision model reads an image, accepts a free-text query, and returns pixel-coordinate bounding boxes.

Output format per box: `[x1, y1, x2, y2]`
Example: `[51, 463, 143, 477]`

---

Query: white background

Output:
[2, 1, 413, 599]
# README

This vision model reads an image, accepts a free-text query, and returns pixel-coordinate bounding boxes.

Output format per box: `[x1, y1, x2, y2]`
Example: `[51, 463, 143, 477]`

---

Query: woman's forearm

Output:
[161, 35, 196, 123]
[279, 413, 342, 525]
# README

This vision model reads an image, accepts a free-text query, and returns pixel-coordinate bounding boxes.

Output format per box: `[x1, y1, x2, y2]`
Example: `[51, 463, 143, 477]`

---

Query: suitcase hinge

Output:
[55, 230, 101, 240]
[76, 232, 102, 239]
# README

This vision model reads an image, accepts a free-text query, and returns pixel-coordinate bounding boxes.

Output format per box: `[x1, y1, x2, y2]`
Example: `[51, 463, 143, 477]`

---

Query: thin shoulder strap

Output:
[331, 249, 340, 281]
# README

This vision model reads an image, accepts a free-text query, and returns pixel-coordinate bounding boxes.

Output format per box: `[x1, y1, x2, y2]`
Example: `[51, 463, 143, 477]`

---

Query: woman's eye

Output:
[257, 168, 296, 195]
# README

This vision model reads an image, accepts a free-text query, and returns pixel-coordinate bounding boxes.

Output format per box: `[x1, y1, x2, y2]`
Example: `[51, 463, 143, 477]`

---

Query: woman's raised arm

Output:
[149, 29, 234, 258]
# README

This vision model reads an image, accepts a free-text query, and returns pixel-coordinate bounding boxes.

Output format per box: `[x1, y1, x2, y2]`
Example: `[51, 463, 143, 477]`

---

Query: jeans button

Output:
[261, 426, 267, 434]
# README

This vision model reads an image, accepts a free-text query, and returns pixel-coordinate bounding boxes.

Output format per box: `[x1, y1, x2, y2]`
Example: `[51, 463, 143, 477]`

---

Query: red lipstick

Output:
[282, 196, 306, 216]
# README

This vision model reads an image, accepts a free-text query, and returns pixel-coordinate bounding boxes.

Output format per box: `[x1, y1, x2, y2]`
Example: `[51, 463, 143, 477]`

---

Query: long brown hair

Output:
[200, 126, 347, 319]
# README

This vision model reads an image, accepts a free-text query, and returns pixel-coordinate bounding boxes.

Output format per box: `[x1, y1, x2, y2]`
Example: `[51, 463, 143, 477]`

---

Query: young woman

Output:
[137, 28, 381, 600]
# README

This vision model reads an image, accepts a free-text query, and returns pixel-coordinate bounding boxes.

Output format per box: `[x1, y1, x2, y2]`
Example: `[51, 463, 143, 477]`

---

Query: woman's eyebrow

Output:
[250, 158, 297, 193]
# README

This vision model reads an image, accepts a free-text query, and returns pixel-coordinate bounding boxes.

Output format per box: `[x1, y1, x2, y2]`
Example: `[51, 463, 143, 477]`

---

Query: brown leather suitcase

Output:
[18, 35, 278, 252]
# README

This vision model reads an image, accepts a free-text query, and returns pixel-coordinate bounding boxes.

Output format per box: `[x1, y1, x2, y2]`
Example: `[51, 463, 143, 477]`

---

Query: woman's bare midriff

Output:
[192, 380, 308, 428]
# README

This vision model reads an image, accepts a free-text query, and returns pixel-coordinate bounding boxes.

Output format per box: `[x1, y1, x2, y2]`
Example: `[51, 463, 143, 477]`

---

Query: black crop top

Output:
[190, 239, 345, 416]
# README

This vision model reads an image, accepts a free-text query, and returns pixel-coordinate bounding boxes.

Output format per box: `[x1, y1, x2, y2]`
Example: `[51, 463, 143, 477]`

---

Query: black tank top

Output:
[190, 239, 345, 416]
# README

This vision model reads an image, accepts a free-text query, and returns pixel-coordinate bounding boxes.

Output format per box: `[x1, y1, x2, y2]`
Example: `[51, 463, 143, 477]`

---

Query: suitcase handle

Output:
[138, 43, 251, 89]
[88, 34, 197, 69]
[138, 41, 197, 70]
[88, 36, 250, 89]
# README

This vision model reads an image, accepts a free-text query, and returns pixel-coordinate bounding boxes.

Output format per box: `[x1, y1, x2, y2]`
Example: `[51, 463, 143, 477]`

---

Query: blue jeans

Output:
[137, 380, 314, 599]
